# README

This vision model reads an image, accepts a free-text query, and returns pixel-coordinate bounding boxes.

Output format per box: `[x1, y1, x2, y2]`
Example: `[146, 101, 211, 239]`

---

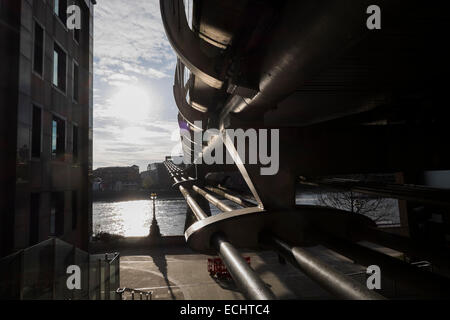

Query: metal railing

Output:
[90, 252, 120, 300]
[116, 287, 153, 300]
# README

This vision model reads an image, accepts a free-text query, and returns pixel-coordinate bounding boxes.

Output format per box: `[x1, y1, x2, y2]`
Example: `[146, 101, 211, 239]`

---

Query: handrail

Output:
[116, 288, 153, 300]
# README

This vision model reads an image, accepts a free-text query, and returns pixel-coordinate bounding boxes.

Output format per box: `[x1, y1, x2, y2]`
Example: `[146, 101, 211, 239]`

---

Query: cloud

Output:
[93, 0, 180, 171]
[94, 0, 176, 79]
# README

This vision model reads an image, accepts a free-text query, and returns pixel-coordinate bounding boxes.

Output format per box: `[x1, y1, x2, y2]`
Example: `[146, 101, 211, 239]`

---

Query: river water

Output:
[92, 197, 241, 237]
[92, 193, 400, 237]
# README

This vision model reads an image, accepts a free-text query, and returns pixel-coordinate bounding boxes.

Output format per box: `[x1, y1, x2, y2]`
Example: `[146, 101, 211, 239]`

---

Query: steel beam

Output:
[267, 236, 385, 300]
[212, 233, 275, 300]
[205, 186, 251, 208]
[322, 237, 450, 299]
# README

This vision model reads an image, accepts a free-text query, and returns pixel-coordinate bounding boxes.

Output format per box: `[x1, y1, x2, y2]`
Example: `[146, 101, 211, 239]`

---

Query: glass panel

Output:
[32, 106, 41, 158]
[53, 239, 74, 300]
[53, 49, 58, 86]
[88, 256, 99, 300]
[1, 238, 119, 300]
[22, 239, 54, 300]
[33, 22, 43, 75]
[0, 250, 23, 299]
[108, 254, 120, 300]
[54, 0, 59, 16]
[52, 119, 57, 156]
[89, 254, 104, 300]
[74, 248, 89, 300]
[73, 125, 78, 162]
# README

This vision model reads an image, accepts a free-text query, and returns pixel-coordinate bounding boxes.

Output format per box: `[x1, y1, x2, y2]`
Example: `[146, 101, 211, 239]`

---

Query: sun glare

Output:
[110, 85, 151, 123]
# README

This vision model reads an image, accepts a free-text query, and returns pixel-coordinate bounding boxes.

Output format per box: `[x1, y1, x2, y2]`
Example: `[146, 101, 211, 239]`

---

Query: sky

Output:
[93, 0, 181, 172]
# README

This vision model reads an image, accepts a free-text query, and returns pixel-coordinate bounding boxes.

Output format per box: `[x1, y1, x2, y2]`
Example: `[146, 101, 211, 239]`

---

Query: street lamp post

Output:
[149, 192, 161, 239]
[151, 193, 157, 220]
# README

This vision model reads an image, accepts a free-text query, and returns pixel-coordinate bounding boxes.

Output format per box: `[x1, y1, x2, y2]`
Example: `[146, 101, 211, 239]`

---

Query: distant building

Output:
[0, 0, 96, 257]
[93, 165, 141, 191]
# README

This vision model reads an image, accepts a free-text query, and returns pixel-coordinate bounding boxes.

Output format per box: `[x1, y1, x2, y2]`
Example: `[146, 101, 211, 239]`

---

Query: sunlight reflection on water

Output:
[92, 197, 242, 237]
[93, 199, 188, 237]
[93, 193, 395, 238]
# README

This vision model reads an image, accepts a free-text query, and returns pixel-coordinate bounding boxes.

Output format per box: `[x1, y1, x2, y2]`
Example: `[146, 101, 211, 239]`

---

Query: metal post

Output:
[179, 185, 209, 220]
[105, 254, 110, 300]
[206, 186, 251, 207]
[131, 290, 135, 300]
[72, 245, 76, 300]
[97, 259, 102, 300]
[268, 235, 384, 300]
[116, 253, 120, 298]
[212, 233, 276, 300]
[192, 185, 233, 212]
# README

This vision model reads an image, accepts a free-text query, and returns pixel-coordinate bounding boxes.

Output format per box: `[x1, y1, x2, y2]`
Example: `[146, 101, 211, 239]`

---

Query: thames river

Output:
[92, 193, 399, 237]
[92, 197, 241, 237]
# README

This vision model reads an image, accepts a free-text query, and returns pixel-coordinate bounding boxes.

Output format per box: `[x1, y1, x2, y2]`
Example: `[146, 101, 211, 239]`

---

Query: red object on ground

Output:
[208, 257, 251, 279]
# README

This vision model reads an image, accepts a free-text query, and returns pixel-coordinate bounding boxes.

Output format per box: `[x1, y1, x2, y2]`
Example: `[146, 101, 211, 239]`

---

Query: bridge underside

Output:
[160, 0, 450, 299]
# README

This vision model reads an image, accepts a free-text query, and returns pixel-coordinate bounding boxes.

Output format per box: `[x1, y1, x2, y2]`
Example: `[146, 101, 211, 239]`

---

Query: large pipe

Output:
[192, 185, 233, 212]
[212, 233, 276, 300]
[268, 236, 385, 300]
[205, 186, 250, 208]
[164, 161, 276, 300]
[322, 237, 450, 299]
[178, 185, 209, 221]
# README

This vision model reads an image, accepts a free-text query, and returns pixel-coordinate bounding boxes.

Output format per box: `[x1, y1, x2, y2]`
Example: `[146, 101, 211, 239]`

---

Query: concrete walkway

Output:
[119, 245, 367, 300]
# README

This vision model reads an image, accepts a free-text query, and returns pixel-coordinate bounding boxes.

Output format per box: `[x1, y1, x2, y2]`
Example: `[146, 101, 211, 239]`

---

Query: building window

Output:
[53, 42, 67, 92]
[52, 115, 65, 159]
[72, 191, 78, 230]
[74, 29, 80, 44]
[30, 193, 40, 246]
[50, 192, 64, 236]
[32, 106, 42, 158]
[73, 124, 78, 162]
[54, 0, 67, 25]
[33, 22, 44, 76]
[73, 62, 79, 102]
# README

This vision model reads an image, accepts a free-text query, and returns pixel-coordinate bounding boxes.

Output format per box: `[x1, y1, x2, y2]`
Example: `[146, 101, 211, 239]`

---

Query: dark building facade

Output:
[0, 0, 95, 257]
